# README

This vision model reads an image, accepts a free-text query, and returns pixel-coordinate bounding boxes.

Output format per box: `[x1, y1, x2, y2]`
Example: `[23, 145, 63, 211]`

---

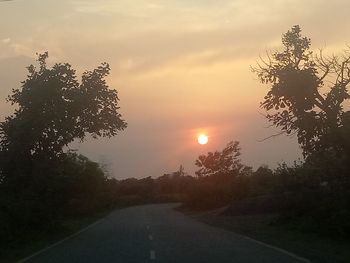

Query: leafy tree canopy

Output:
[195, 141, 243, 177]
[0, 52, 127, 160]
[254, 25, 350, 158]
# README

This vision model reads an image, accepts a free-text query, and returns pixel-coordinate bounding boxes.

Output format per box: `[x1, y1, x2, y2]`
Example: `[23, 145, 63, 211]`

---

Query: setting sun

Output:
[197, 134, 209, 145]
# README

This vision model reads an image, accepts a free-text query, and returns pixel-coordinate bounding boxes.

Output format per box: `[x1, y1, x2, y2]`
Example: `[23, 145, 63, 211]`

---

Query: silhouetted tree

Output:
[0, 53, 127, 236]
[174, 165, 185, 177]
[0, 52, 127, 164]
[254, 25, 350, 159]
[195, 141, 243, 177]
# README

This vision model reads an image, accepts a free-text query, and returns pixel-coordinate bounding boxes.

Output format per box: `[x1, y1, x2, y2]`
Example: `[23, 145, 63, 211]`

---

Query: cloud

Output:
[53, 24, 281, 77]
[1, 38, 10, 43]
[1, 0, 349, 178]
[3, 0, 349, 75]
[72, 0, 164, 18]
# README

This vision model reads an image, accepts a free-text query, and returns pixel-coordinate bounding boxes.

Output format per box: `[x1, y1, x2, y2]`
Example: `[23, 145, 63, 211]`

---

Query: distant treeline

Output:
[118, 139, 350, 239]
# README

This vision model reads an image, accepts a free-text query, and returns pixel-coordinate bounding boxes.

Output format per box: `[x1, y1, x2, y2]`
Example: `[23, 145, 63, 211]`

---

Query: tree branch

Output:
[257, 131, 286, 142]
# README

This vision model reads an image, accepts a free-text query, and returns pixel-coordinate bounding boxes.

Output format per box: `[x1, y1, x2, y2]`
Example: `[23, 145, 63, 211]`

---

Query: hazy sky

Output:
[1, 0, 349, 178]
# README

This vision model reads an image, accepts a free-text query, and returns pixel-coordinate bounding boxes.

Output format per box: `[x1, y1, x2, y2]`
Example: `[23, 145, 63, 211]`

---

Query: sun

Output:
[197, 134, 208, 145]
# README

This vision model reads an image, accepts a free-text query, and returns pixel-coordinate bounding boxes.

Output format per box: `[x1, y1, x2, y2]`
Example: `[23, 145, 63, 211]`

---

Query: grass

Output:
[180, 207, 350, 263]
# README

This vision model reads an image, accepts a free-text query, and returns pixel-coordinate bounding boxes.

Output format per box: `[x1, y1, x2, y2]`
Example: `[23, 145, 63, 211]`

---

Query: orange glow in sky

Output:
[1, 0, 347, 178]
[197, 134, 209, 145]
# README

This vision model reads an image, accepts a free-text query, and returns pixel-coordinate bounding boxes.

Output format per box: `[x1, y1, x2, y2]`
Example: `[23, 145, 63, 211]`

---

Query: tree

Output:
[0, 52, 127, 164]
[0, 52, 130, 240]
[0, 53, 127, 234]
[253, 25, 350, 158]
[172, 165, 185, 177]
[195, 141, 243, 177]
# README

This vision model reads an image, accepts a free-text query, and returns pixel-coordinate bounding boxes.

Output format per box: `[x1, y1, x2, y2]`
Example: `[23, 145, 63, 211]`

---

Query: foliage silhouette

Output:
[0, 53, 127, 245]
[0, 52, 127, 162]
[195, 141, 243, 177]
[186, 141, 252, 209]
[253, 25, 350, 161]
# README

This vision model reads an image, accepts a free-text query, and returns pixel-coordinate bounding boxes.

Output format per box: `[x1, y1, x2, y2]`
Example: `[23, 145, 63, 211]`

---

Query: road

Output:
[21, 204, 308, 263]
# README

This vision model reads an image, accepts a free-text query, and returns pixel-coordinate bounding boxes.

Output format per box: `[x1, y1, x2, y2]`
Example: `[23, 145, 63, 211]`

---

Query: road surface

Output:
[21, 204, 308, 263]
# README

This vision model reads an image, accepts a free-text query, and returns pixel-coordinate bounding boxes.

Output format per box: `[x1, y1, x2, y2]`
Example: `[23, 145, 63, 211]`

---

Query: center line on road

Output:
[150, 250, 156, 260]
[148, 234, 153, 241]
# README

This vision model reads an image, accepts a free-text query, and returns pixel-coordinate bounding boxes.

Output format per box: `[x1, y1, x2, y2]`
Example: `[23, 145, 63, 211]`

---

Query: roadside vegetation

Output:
[178, 26, 350, 262]
[0, 54, 128, 262]
[1, 26, 350, 262]
[181, 25, 350, 240]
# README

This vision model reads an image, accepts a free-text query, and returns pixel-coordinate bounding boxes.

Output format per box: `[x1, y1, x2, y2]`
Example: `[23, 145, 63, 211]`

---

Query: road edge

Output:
[16, 215, 108, 263]
[242, 235, 312, 263]
[177, 207, 312, 263]
[17, 204, 312, 263]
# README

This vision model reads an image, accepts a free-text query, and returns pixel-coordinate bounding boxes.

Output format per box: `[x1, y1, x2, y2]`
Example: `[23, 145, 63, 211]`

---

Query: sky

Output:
[0, 0, 349, 179]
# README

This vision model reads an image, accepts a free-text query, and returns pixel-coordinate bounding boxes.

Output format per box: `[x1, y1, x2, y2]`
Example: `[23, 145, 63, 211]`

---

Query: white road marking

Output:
[150, 250, 156, 260]
[146, 225, 150, 230]
[148, 234, 153, 241]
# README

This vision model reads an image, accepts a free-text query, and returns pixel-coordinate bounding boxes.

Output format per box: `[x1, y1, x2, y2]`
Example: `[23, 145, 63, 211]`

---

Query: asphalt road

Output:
[21, 204, 308, 263]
